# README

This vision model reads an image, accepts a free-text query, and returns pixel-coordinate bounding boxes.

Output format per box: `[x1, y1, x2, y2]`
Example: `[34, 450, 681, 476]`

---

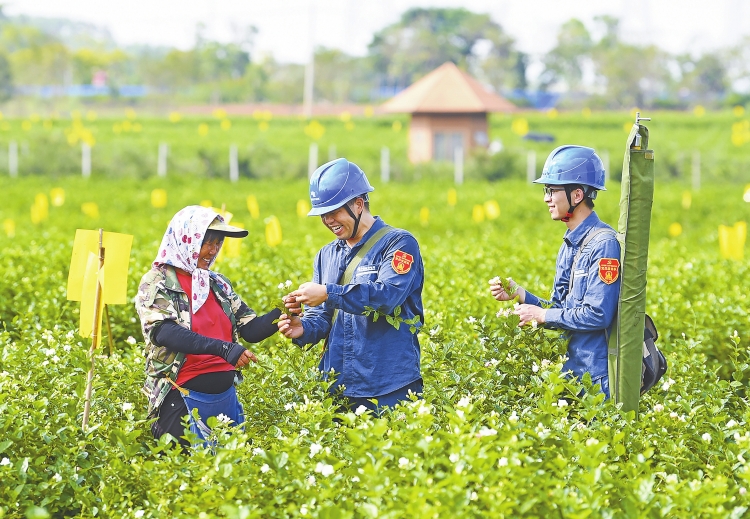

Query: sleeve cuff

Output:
[544, 308, 562, 326]
[325, 283, 343, 308]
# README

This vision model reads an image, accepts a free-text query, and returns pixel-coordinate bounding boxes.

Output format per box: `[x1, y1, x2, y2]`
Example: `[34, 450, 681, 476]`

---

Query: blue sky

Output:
[7, 0, 749, 65]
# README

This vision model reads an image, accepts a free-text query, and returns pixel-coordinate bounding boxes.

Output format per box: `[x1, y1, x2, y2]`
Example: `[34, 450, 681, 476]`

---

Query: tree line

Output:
[1, 6, 749, 109]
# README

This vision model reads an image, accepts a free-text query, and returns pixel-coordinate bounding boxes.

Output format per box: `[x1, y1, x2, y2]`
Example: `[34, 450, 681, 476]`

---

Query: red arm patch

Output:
[392, 250, 414, 274]
[598, 258, 620, 284]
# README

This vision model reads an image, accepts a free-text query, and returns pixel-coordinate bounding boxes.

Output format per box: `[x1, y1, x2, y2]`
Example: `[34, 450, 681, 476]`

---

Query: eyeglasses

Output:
[543, 186, 566, 197]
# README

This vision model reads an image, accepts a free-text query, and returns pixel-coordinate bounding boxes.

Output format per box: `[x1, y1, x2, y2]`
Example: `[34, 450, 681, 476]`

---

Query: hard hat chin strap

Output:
[561, 185, 591, 223]
[343, 203, 363, 240]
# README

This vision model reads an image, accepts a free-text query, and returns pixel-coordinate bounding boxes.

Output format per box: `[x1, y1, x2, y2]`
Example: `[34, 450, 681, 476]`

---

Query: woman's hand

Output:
[277, 313, 304, 339]
[235, 349, 258, 368]
[288, 282, 328, 307]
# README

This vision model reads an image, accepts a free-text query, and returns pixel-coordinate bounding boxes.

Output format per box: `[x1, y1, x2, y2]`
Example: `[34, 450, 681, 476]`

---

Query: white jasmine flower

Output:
[576, 423, 586, 431]
[466, 316, 477, 324]
[277, 282, 285, 290]
[217, 413, 232, 424]
[429, 328, 439, 337]
[498, 457, 508, 467]
[252, 447, 264, 456]
[670, 412, 678, 419]
[52, 473, 62, 482]
[457, 396, 471, 408]
[126, 336, 137, 345]
[285, 280, 293, 288]
[260, 464, 270, 473]
[0, 458, 10, 466]
[532, 363, 539, 373]
[586, 438, 599, 447]
[508, 411, 518, 423]
[449, 453, 460, 463]
[52, 356, 60, 363]
[557, 399, 568, 408]
[309, 443, 322, 457]
[63, 344, 71, 353]
[477, 427, 497, 438]
[470, 491, 478, 501]
[284, 402, 295, 411]
[398, 457, 409, 468]
[702, 433, 711, 442]
[351, 476, 360, 483]
[315, 462, 334, 476]
[456, 410, 465, 419]
[299, 428, 309, 436]
[653, 403, 664, 413]
[122, 402, 134, 412]
[727, 420, 738, 428]
[740, 487, 747, 496]
[530, 319, 538, 329]
[300, 505, 309, 516]
[355, 405, 368, 416]
[665, 474, 678, 484]
[134, 511, 145, 519]
[541, 359, 551, 368]
[307, 475, 316, 486]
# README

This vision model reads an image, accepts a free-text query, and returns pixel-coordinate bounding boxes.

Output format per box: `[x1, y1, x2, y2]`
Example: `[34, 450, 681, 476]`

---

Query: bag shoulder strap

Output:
[339, 225, 393, 286]
[568, 227, 618, 292]
[325, 225, 393, 348]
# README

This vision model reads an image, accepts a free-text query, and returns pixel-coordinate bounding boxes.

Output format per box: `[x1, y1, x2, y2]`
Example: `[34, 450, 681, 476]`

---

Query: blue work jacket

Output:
[294, 217, 424, 397]
[524, 212, 621, 381]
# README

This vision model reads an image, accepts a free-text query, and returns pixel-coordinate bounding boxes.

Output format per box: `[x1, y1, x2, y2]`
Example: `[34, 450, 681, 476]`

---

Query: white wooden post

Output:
[229, 144, 239, 182]
[328, 145, 337, 161]
[454, 146, 464, 185]
[381, 146, 390, 183]
[157, 142, 168, 177]
[308, 143, 318, 178]
[601, 150, 610, 184]
[9, 140, 18, 177]
[82, 143, 91, 178]
[692, 151, 701, 191]
[527, 150, 536, 183]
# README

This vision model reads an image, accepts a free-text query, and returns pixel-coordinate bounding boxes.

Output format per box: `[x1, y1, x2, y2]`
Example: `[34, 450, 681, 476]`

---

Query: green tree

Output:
[539, 18, 593, 92]
[368, 7, 519, 92]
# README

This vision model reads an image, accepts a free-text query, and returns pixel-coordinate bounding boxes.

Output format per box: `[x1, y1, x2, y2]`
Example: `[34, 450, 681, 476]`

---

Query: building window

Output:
[433, 132, 464, 161]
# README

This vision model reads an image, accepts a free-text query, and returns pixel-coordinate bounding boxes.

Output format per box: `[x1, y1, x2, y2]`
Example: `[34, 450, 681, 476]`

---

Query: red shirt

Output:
[175, 270, 235, 386]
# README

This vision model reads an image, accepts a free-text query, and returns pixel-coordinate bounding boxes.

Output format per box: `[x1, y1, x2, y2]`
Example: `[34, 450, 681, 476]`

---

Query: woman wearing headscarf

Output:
[135, 205, 293, 447]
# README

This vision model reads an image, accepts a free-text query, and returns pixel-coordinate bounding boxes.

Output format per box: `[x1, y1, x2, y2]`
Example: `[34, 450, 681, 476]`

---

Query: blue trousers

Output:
[338, 379, 423, 415]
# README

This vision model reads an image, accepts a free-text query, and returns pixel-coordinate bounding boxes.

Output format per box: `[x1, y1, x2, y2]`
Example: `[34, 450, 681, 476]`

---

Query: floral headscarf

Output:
[153, 205, 232, 314]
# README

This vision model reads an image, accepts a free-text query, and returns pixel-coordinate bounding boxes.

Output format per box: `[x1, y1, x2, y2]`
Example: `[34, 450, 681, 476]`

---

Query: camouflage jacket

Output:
[135, 264, 256, 417]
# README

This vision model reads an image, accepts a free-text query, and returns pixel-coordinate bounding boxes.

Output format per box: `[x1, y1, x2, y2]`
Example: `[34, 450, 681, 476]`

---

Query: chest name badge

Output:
[392, 250, 414, 274]
[598, 258, 620, 284]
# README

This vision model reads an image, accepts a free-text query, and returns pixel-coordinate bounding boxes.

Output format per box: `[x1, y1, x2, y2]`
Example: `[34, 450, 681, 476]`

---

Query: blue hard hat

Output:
[308, 158, 375, 216]
[534, 145, 606, 191]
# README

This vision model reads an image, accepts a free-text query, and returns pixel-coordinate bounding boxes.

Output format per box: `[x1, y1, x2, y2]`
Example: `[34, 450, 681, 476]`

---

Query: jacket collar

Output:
[563, 211, 602, 248]
[336, 216, 385, 250]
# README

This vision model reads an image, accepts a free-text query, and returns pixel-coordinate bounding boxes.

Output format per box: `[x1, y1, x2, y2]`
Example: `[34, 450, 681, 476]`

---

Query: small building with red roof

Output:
[382, 62, 515, 163]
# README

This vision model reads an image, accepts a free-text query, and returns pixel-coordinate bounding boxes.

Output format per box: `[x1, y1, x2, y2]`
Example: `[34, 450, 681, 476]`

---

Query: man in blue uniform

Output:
[490, 145, 621, 398]
[278, 158, 424, 412]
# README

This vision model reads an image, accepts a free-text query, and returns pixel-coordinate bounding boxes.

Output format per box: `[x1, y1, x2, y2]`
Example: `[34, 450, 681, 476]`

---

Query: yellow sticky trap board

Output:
[718, 222, 746, 261]
[297, 199, 311, 218]
[484, 200, 501, 220]
[50, 188, 65, 207]
[447, 188, 457, 207]
[265, 216, 282, 247]
[151, 189, 167, 208]
[67, 230, 133, 304]
[472, 205, 485, 223]
[79, 252, 105, 347]
[419, 207, 429, 226]
[247, 195, 260, 219]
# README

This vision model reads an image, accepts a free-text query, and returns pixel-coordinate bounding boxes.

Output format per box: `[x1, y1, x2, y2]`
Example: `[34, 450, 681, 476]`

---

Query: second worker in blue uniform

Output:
[278, 158, 424, 412]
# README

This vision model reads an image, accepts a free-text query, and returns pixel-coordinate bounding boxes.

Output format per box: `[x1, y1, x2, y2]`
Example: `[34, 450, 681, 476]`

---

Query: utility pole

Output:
[302, 1, 315, 119]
